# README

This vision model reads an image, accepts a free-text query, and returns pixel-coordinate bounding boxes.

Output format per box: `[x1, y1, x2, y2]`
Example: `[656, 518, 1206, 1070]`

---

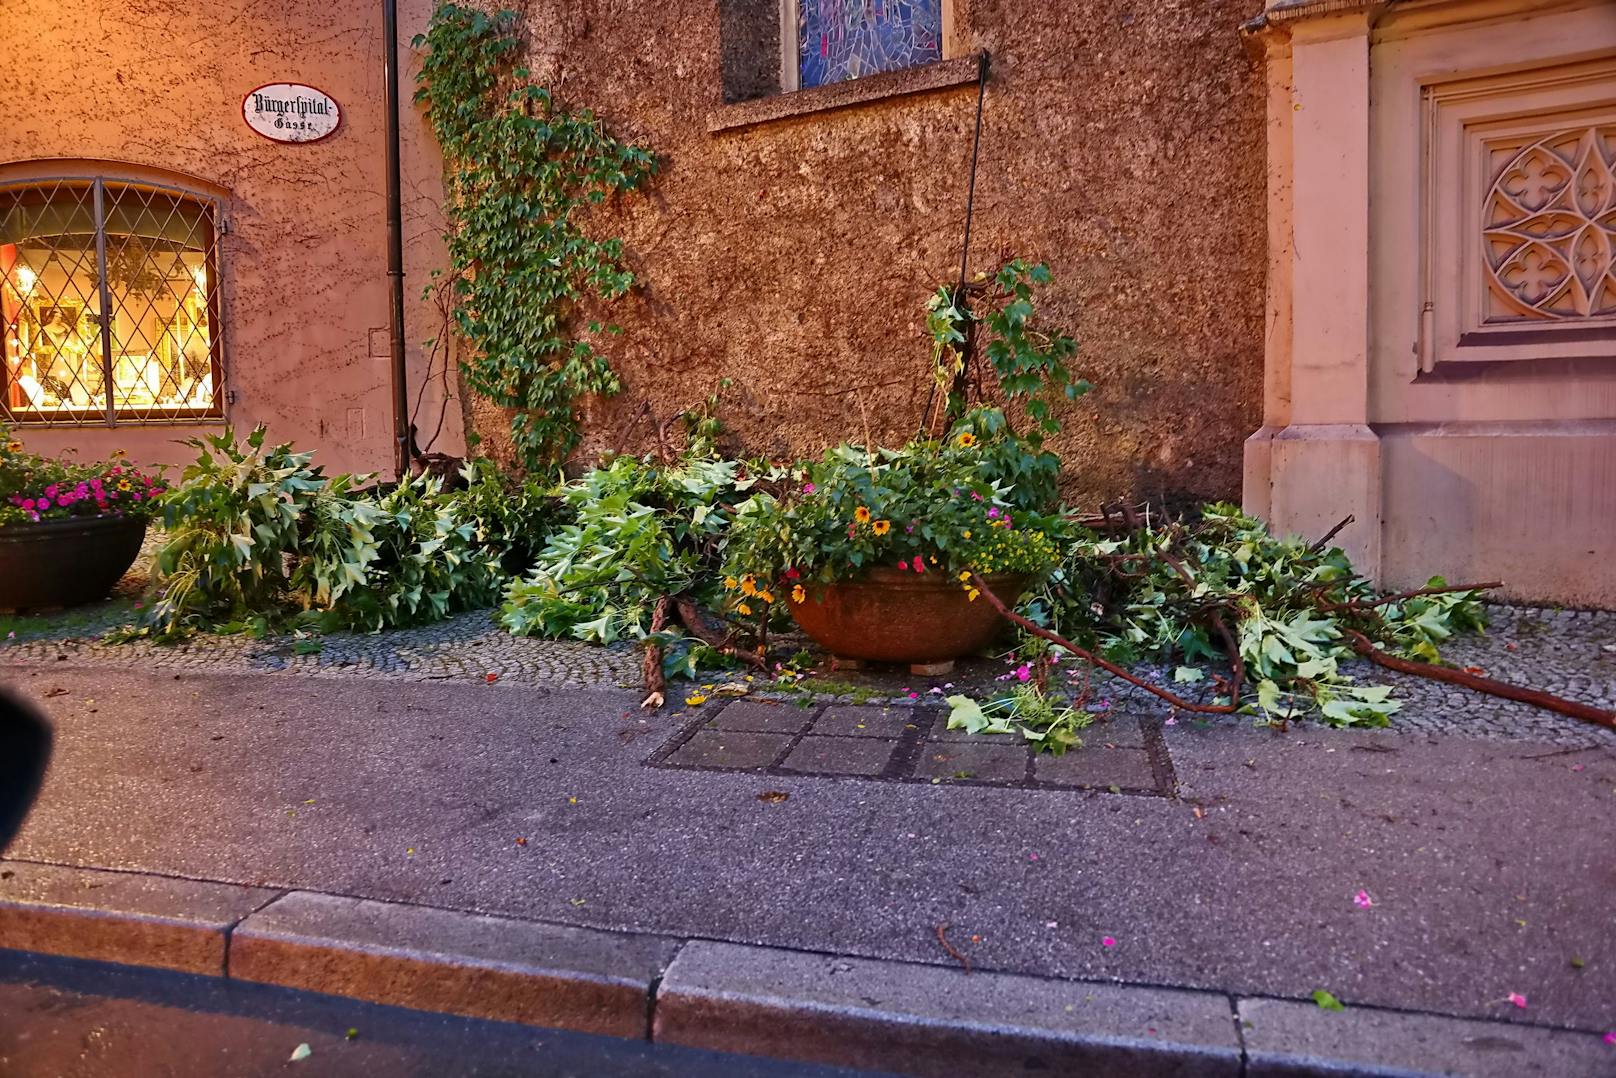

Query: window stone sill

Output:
[708, 53, 984, 135]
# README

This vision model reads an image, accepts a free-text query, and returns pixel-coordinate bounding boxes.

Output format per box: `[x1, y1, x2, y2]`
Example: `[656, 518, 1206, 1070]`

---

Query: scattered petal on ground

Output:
[1101, 936, 1116, 948]
[1506, 992, 1528, 1009]
[1354, 889, 1374, 909]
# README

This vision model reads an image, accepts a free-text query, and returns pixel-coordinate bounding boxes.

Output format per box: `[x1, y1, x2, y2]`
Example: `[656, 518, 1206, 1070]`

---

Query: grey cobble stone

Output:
[3, 542, 1611, 750]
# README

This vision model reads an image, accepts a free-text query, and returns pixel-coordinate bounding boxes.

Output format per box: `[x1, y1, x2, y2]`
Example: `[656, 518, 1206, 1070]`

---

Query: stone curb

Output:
[230, 891, 678, 1039]
[1, 861, 1611, 1077]
[0, 861, 278, 975]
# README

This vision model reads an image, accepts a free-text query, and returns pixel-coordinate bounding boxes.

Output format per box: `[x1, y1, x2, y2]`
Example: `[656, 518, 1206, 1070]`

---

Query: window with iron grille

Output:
[0, 177, 223, 426]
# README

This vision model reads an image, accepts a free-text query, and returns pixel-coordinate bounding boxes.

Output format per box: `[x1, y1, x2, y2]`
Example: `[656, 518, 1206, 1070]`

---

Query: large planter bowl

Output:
[789, 567, 1029, 668]
[0, 514, 148, 612]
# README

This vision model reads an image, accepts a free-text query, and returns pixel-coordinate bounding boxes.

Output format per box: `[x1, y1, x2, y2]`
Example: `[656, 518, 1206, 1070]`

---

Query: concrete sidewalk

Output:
[2, 662, 1613, 1075]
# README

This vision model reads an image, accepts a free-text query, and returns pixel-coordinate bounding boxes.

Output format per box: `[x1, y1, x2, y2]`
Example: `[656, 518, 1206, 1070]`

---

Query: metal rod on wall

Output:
[383, 0, 410, 481]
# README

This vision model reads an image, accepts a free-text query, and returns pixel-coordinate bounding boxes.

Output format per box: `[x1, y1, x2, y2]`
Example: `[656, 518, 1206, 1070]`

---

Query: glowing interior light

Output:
[14, 264, 36, 294]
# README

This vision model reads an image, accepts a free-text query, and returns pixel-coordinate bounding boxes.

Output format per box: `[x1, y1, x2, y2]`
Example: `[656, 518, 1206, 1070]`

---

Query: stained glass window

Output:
[1, 178, 222, 425]
[798, 0, 943, 91]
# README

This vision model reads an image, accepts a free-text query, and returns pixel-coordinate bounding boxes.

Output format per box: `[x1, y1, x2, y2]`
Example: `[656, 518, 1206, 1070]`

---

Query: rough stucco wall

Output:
[467, 0, 1266, 506]
[0, 0, 459, 476]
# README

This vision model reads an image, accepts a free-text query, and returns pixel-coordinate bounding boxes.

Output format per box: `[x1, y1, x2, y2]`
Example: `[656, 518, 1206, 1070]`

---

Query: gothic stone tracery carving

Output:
[1484, 125, 1616, 321]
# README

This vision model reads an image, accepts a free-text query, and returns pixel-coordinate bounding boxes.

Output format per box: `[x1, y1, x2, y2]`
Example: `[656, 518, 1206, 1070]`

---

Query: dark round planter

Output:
[0, 514, 148, 613]
[789, 567, 1030, 667]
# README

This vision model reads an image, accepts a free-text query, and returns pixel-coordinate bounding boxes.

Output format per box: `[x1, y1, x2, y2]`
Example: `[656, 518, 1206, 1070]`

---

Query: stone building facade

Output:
[2, 0, 1612, 603]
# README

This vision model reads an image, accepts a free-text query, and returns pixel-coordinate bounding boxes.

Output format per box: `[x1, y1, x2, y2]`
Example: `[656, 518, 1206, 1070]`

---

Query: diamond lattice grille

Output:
[1, 178, 223, 426]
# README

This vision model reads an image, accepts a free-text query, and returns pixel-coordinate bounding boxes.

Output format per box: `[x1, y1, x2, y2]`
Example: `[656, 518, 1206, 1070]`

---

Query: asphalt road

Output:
[0, 950, 870, 1078]
[3, 662, 1614, 1033]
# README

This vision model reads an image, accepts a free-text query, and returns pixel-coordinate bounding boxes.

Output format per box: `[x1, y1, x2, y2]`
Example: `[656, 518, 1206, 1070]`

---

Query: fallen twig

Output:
[674, 597, 767, 669]
[640, 596, 674, 709]
[935, 923, 971, 974]
[970, 575, 1239, 715]
[1342, 629, 1616, 729]
[1308, 515, 1355, 554]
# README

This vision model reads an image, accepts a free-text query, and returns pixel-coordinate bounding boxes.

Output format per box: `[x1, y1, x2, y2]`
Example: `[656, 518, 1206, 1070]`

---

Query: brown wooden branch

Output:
[1307, 515, 1355, 554]
[640, 596, 674, 709]
[1323, 582, 1503, 613]
[969, 575, 1239, 715]
[1342, 629, 1616, 729]
[674, 597, 767, 669]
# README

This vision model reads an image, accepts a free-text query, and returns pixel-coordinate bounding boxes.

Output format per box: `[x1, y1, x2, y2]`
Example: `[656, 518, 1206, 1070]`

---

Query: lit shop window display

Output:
[1, 178, 223, 425]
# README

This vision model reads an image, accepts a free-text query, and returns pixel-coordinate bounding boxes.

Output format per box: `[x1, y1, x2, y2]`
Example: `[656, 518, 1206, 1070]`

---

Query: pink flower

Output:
[1506, 992, 1527, 1009]
[36, 498, 50, 510]
[897, 561, 909, 571]
[1014, 663, 1032, 682]
[986, 507, 1000, 519]
[802, 483, 816, 494]
[1354, 890, 1373, 909]
[784, 568, 800, 581]
[911, 556, 924, 573]
[1603, 1031, 1615, 1046]
[1101, 936, 1116, 948]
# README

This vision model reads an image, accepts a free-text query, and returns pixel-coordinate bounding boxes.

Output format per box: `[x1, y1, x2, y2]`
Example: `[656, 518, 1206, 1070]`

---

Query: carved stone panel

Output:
[1484, 125, 1616, 321]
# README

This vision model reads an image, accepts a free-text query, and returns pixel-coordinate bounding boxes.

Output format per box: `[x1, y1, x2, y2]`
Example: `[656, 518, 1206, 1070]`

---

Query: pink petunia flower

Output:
[802, 482, 815, 494]
[1014, 663, 1032, 682]
[911, 556, 924, 573]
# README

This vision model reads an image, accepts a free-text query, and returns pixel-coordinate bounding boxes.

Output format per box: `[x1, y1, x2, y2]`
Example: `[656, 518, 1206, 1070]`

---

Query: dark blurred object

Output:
[0, 690, 51, 852]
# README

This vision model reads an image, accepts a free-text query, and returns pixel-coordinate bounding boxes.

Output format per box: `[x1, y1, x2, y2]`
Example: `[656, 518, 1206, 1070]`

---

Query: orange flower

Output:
[758, 590, 775, 604]
[740, 574, 758, 596]
[957, 432, 977, 448]
[737, 602, 753, 616]
[791, 585, 806, 604]
[872, 519, 891, 536]
[854, 506, 871, 524]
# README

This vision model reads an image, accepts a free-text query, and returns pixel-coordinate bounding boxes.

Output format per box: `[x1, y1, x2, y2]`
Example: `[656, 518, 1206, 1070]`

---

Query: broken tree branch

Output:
[1307, 515, 1355, 554]
[1342, 629, 1616, 729]
[640, 596, 674, 710]
[969, 574, 1239, 715]
[674, 597, 767, 669]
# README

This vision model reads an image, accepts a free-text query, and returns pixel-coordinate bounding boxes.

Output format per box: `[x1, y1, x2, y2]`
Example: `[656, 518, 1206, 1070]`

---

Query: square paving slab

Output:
[665, 730, 792, 770]
[812, 705, 918, 738]
[781, 737, 899, 777]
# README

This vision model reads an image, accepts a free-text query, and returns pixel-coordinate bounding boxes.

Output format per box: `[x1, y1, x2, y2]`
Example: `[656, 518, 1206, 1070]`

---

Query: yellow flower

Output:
[791, 585, 806, 604]
[737, 603, 753, 616]
[854, 506, 871, 524]
[758, 590, 775, 604]
[957, 432, 977, 448]
[111, 448, 128, 459]
[4, 440, 21, 453]
[723, 576, 739, 590]
[958, 571, 972, 582]
[872, 519, 891, 536]
[685, 693, 708, 706]
[967, 588, 981, 602]
[962, 530, 971, 539]
[740, 574, 758, 596]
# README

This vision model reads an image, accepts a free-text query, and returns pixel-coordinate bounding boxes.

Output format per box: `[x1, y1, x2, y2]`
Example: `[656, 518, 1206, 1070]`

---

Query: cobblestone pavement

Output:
[3, 547, 1612, 748]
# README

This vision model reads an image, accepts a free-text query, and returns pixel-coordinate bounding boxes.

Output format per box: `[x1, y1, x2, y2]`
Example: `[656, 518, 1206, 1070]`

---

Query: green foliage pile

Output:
[1023, 504, 1489, 728]
[134, 429, 527, 638]
[414, 3, 656, 470]
[499, 455, 766, 650]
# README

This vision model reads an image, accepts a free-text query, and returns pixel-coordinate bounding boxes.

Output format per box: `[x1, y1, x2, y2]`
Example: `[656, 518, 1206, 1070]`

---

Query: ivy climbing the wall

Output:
[413, 4, 656, 469]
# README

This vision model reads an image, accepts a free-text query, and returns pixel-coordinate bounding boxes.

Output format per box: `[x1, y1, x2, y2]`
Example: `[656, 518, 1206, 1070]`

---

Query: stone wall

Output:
[469, 0, 1268, 506]
[0, 0, 454, 476]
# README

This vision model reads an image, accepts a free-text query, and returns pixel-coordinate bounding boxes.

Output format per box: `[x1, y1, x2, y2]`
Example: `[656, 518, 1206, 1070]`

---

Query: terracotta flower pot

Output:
[789, 566, 1029, 668]
[0, 515, 148, 613]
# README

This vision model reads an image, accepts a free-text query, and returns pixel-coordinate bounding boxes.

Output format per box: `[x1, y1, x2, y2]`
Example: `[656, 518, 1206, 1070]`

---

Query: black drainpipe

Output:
[383, 0, 410, 482]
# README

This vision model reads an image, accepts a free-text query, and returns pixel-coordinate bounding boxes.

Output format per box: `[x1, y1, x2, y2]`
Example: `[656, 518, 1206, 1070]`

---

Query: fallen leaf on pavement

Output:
[484, 672, 499, 683]
[42, 687, 68, 697]
[289, 1043, 312, 1062]
[756, 791, 789, 804]
[1312, 990, 1344, 1012]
